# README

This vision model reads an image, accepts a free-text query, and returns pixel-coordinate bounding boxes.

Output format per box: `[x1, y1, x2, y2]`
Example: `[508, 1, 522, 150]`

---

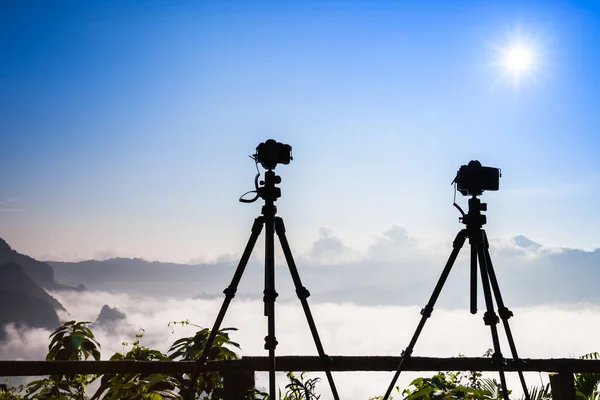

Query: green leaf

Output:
[405, 387, 435, 400]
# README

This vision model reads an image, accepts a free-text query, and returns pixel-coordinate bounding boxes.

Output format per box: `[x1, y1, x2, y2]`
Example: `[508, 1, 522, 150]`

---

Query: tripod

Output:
[382, 195, 530, 400]
[187, 169, 340, 400]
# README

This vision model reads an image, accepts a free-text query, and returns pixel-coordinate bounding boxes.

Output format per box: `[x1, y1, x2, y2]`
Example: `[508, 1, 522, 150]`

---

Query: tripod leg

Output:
[382, 229, 468, 400]
[263, 210, 278, 400]
[470, 243, 478, 314]
[275, 217, 341, 400]
[186, 217, 264, 400]
[475, 237, 510, 400]
[482, 232, 531, 400]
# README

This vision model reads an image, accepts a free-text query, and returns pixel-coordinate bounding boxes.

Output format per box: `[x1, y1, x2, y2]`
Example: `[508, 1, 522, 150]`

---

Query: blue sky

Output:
[2, 1, 600, 261]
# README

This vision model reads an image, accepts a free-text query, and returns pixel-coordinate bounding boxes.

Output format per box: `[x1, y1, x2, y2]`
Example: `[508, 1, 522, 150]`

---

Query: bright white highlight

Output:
[504, 44, 534, 73]
[487, 26, 547, 91]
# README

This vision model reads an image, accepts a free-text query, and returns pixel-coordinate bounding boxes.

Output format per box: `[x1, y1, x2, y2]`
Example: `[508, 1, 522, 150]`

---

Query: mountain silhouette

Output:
[0, 262, 63, 339]
[90, 304, 129, 334]
[0, 262, 65, 311]
[0, 238, 81, 291]
[94, 304, 126, 325]
[7, 234, 599, 308]
[511, 235, 542, 250]
[0, 238, 55, 287]
[48, 257, 262, 298]
[0, 238, 84, 293]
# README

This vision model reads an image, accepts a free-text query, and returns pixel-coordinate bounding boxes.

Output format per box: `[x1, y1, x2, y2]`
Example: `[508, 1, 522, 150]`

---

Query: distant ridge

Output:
[0, 238, 82, 291]
[5, 235, 600, 308]
[0, 238, 85, 290]
[47, 257, 258, 297]
[0, 238, 54, 287]
[511, 235, 542, 250]
[0, 262, 65, 311]
[0, 262, 63, 337]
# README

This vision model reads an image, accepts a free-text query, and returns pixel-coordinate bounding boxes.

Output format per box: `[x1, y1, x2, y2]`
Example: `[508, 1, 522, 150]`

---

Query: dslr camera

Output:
[454, 160, 501, 196]
[254, 139, 293, 170]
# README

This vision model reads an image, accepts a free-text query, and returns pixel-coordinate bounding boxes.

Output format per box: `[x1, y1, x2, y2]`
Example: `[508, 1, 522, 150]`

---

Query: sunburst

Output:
[487, 26, 548, 91]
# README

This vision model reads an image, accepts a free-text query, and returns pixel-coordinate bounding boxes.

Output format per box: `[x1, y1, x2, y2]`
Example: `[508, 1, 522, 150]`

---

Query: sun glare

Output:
[488, 26, 547, 91]
[504, 44, 533, 72]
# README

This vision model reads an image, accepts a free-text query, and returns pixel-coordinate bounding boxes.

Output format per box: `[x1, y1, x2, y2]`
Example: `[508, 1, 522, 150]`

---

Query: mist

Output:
[2, 289, 598, 400]
[45, 227, 600, 309]
[3, 227, 600, 399]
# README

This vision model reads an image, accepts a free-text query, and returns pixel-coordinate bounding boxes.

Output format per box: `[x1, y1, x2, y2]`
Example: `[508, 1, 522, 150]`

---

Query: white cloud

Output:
[363, 225, 446, 270]
[2, 290, 599, 400]
[0, 325, 50, 361]
[489, 236, 565, 261]
[305, 227, 360, 265]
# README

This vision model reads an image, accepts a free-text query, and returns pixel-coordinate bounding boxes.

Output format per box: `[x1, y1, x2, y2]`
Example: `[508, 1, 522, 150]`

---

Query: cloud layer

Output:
[5, 226, 599, 398]
[2, 289, 599, 400]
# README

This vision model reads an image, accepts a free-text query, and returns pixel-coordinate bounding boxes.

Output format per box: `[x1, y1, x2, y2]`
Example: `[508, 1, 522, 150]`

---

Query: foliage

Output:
[399, 371, 503, 400]
[3, 321, 600, 400]
[575, 352, 600, 400]
[524, 383, 551, 400]
[90, 320, 241, 400]
[285, 372, 321, 400]
[91, 329, 180, 400]
[45, 321, 101, 362]
[25, 321, 101, 400]
[0, 380, 24, 400]
[167, 320, 240, 399]
[248, 371, 321, 400]
[369, 351, 503, 400]
[369, 350, 554, 400]
[9, 320, 241, 400]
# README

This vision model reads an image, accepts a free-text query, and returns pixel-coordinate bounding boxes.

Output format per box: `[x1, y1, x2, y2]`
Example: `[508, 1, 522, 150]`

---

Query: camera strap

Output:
[239, 160, 261, 203]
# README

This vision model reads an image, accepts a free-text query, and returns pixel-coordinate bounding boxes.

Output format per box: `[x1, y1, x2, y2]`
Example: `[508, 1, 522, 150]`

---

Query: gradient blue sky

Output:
[2, 1, 600, 262]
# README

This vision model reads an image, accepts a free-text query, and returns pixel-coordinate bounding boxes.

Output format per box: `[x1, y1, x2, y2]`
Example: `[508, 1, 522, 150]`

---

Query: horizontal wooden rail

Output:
[1, 356, 600, 376]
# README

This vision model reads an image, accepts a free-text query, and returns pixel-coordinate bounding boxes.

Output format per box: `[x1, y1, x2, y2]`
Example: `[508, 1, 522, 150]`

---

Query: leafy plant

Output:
[285, 372, 321, 400]
[399, 371, 502, 400]
[0, 380, 24, 400]
[575, 352, 600, 400]
[248, 372, 321, 400]
[45, 321, 101, 362]
[523, 383, 551, 400]
[167, 320, 240, 399]
[25, 321, 100, 399]
[92, 329, 180, 400]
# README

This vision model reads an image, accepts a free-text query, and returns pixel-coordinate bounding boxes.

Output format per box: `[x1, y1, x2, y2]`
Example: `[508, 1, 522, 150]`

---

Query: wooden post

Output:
[549, 372, 576, 400]
[223, 369, 255, 400]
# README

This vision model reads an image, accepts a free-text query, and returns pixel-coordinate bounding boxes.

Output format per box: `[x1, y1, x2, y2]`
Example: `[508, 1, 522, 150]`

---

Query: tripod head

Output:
[258, 170, 282, 203]
[454, 195, 487, 229]
[239, 166, 283, 204]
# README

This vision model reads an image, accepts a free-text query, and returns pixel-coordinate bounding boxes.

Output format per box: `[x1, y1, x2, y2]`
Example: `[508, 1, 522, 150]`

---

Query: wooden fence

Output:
[2, 356, 600, 400]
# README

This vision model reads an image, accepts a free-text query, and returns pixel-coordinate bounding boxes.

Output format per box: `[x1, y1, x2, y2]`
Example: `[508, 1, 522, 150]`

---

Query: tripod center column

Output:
[261, 170, 280, 360]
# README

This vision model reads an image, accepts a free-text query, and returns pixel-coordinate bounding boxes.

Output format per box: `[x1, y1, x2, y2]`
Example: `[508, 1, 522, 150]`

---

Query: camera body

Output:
[455, 160, 501, 196]
[255, 139, 293, 170]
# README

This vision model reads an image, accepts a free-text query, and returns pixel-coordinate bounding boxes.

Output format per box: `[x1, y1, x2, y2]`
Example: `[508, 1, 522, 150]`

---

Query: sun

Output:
[497, 38, 538, 89]
[487, 26, 547, 91]
[504, 44, 534, 73]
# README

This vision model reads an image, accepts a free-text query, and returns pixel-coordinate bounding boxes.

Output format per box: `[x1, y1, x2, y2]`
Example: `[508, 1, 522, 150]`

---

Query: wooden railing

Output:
[2, 356, 600, 400]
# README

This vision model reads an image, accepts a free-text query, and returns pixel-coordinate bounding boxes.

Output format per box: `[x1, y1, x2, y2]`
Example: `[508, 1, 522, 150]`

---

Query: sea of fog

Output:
[2, 290, 599, 400]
